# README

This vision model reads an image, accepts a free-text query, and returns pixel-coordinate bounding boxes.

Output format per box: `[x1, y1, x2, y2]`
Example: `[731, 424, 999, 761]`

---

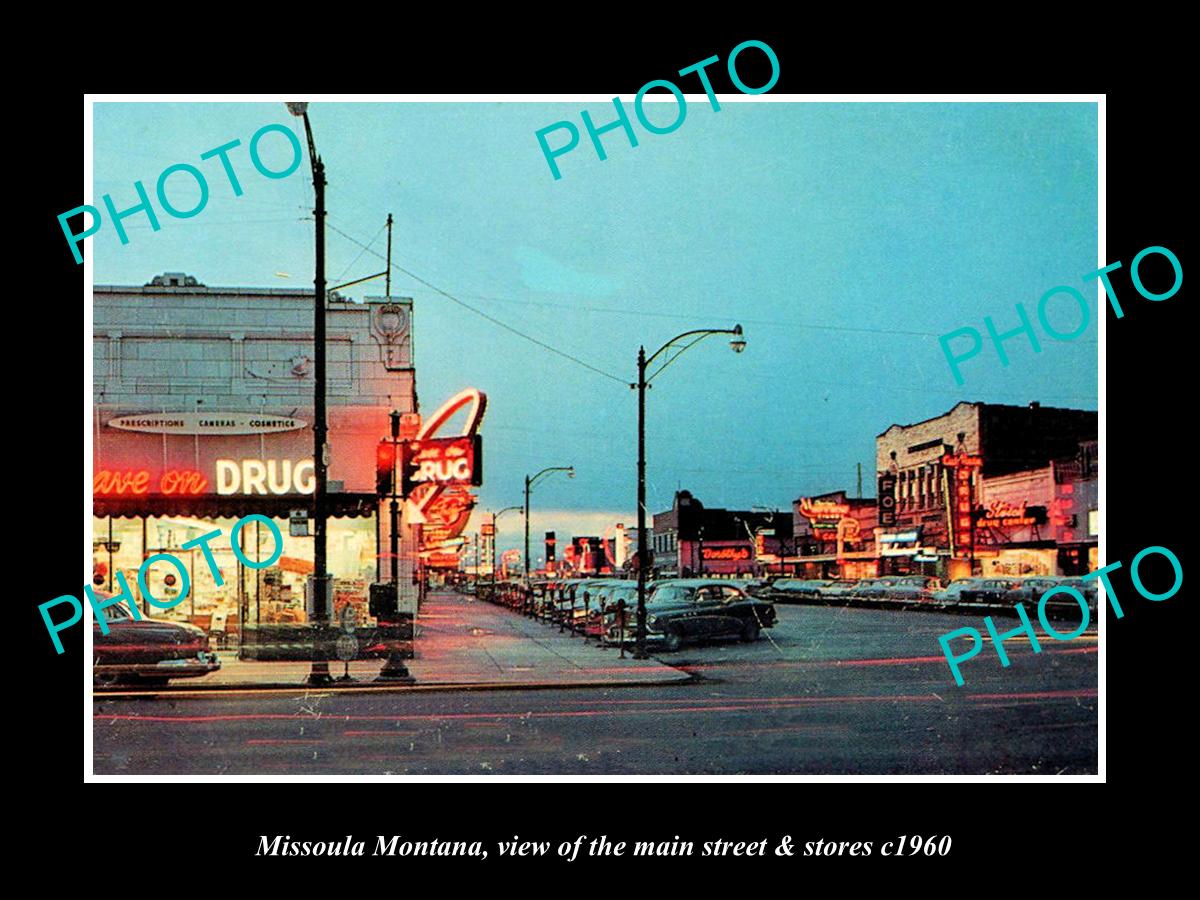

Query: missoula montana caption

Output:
[257, 835, 489, 858]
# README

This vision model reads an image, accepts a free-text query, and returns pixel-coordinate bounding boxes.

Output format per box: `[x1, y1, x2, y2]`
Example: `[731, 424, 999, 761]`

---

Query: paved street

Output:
[93, 592, 1098, 775]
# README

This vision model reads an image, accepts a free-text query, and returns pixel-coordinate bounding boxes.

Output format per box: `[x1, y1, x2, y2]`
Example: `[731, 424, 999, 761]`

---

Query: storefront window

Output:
[91, 514, 376, 649]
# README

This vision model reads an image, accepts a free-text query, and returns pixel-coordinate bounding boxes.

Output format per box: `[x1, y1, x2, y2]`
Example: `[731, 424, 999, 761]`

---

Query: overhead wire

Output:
[325, 219, 628, 385]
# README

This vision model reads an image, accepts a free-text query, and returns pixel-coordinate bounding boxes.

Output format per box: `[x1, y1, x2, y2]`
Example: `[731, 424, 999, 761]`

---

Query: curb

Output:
[93, 669, 695, 699]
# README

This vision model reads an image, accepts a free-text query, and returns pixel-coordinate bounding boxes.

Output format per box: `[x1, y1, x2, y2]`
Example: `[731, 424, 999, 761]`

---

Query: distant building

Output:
[791, 490, 879, 580]
[651, 491, 793, 577]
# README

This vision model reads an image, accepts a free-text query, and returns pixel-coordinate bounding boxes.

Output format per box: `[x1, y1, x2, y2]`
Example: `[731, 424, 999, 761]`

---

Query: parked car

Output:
[960, 578, 1020, 603]
[727, 578, 771, 598]
[766, 579, 830, 600]
[932, 577, 1016, 604]
[931, 578, 991, 604]
[93, 598, 220, 687]
[550, 580, 607, 625]
[586, 581, 638, 639]
[849, 578, 899, 599]
[609, 579, 777, 652]
[880, 575, 941, 602]
[817, 580, 861, 599]
[1004, 576, 1098, 608]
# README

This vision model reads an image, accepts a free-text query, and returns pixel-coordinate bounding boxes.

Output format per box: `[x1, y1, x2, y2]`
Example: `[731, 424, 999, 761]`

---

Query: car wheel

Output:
[662, 628, 683, 652]
[741, 621, 761, 642]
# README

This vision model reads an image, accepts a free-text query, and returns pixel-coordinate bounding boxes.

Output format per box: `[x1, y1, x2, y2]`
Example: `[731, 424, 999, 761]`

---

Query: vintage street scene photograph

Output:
[80, 96, 1099, 775]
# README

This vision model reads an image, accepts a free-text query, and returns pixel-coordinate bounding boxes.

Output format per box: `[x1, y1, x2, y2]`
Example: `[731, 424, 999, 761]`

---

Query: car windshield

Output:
[98, 600, 132, 622]
[648, 585, 694, 604]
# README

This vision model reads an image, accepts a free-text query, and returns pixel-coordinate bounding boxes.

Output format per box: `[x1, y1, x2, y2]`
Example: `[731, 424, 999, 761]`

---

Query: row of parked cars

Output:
[476, 578, 777, 652]
[760, 574, 1098, 608]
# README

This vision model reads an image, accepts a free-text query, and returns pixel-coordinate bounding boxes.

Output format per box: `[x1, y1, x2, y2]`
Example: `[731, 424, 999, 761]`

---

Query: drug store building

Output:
[92, 273, 419, 656]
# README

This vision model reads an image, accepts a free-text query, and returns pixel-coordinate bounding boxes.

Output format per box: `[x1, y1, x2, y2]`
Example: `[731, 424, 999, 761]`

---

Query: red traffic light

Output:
[376, 439, 396, 496]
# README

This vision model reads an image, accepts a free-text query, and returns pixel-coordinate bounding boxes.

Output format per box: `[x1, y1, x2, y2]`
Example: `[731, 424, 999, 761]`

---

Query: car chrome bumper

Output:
[96, 651, 221, 680]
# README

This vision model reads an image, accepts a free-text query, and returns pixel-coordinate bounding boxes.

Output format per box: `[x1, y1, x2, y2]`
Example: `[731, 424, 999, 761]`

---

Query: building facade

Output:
[92, 273, 419, 656]
[875, 401, 1097, 578]
[790, 491, 879, 580]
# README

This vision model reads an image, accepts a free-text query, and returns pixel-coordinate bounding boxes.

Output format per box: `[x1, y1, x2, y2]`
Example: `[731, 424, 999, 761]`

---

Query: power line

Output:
[325, 219, 627, 385]
[379, 287, 1100, 344]
[335, 220, 386, 284]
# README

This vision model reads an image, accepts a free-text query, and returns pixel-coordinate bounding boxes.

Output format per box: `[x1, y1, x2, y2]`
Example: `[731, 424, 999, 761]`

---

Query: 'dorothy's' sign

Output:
[108, 412, 306, 435]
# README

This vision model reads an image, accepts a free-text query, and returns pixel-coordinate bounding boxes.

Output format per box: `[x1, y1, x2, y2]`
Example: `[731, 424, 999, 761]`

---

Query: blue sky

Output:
[91, 100, 1098, 551]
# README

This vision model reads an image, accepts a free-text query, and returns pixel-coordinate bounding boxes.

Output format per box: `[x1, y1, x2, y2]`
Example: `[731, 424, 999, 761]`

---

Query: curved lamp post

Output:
[524, 467, 574, 582]
[633, 325, 745, 659]
[286, 102, 333, 687]
[490, 505, 523, 588]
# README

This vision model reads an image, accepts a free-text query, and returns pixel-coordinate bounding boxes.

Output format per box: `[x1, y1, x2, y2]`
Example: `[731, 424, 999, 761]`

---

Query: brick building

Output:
[875, 401, 1097, 577]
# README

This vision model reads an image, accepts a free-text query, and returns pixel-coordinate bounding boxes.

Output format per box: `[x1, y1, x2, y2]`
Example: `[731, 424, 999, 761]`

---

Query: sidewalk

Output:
[118, 591, 690, 692]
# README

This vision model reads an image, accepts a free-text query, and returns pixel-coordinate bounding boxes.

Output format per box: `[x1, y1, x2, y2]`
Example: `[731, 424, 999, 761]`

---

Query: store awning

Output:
[93, 493, 378, 519]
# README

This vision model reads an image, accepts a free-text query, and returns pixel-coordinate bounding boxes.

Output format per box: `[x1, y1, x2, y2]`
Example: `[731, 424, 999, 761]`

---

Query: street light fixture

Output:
[633, 324, 745, 659]
[524, 466, 574, 583]
[286, 101, 332, 687]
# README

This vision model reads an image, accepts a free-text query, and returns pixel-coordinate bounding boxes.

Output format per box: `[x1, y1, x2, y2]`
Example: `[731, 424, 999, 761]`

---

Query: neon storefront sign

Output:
[215, 458, 315, 495]
[977, 500, 1037, 528]
[701, 546, 752, 561]
[406, 388, 487, 524]
[943, 452, 982, 558]
[94, 469, 209, 495]
[799, 498, 851, 529]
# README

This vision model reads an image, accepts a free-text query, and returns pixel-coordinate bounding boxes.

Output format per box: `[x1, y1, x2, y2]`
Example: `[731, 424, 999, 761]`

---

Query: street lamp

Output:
[524, 467, 574, 582]
[633, 324, 745, 659]
[490, 506, 523, 592]
[287, 101, 332, 687]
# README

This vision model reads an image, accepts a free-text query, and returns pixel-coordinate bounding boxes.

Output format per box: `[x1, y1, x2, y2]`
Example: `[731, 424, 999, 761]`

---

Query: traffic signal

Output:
[376, 439, 396, 496]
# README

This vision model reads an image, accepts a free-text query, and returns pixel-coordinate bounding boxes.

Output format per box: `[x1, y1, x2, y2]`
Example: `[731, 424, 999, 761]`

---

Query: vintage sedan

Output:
[817, 581, 861, 600]
[932, 577, 1015, 604]
[619, 579, 777, 652]
[766, 579, 831, 601]
[849, 578, 899, 599]
[880, 575, 941, 602]
[93, 598, 220, 687]
[1004, 576, 1098, 608]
